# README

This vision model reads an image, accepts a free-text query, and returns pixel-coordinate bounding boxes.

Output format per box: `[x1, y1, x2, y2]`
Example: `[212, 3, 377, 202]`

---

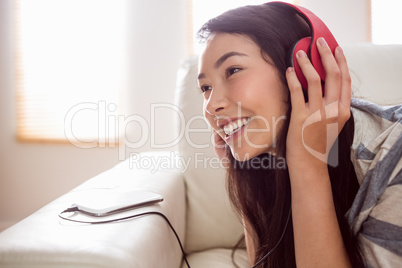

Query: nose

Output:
[204, 87, 229, 116]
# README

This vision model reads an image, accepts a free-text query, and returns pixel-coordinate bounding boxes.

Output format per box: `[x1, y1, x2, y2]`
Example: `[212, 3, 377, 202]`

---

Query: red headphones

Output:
[268, 2, 339, 95]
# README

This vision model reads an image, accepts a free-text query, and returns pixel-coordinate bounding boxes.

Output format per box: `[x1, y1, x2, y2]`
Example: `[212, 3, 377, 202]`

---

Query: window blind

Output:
[15, 0, 125, 146]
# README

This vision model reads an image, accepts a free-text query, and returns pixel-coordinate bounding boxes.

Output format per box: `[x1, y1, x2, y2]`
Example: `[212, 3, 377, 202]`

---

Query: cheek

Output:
[203, 108, 216, 130]
[228, 75, 259, 102]
[231, 70, 284, 103]
[252, 74, 287, 114]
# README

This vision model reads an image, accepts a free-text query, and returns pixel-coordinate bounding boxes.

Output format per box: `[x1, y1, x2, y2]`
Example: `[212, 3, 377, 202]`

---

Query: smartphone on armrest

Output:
[70, 190, 164, 217]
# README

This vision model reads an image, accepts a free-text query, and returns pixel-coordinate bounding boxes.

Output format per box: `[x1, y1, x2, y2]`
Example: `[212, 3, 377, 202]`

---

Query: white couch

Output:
[0, 44, 401, 268]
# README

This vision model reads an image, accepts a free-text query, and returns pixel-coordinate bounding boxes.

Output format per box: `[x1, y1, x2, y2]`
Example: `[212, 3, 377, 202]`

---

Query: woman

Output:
[196, 2, 402, 268]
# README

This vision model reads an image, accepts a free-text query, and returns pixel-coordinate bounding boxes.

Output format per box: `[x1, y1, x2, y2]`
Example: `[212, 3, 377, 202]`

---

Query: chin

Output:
[229, 146, 265, 162]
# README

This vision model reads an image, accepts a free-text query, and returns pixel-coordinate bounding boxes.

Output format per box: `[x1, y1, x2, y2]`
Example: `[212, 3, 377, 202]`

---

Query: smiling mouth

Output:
[223, 118, 251, 136]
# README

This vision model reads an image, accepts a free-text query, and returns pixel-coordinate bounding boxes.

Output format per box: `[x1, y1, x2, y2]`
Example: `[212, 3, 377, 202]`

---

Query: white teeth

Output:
[223, 118, 251, 136]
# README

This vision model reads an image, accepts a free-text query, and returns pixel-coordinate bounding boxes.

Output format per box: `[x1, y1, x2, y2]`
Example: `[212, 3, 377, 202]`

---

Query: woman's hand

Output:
[285, 37, 353, 268]
[285, 37, 351, 172]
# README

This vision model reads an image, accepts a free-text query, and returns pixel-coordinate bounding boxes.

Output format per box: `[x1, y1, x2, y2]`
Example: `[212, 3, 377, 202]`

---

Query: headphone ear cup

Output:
[289, 37, 311, 91]
[271, 2, 338, 98]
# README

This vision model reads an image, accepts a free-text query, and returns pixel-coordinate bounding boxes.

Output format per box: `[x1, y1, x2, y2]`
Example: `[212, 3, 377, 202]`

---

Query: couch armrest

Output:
[0, 151, 186, 268]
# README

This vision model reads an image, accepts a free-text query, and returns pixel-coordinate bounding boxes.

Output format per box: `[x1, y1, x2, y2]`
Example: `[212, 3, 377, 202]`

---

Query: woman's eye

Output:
[226, 67, 241, 77]
[200, 85, 212, 93]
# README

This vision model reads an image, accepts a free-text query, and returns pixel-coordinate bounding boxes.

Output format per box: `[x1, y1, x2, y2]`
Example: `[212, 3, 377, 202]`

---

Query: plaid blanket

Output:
[348, 98, 402, 267]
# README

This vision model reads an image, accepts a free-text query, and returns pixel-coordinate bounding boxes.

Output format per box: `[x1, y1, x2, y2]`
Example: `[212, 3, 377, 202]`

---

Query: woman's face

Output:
[198, 33, 289, 161]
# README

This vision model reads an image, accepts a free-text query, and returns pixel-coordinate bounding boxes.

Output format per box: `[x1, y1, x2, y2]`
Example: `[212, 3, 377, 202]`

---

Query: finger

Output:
[334, 46, 352, 110]
[316, 37, 341, 104]
[286, 67, 306, 113]
[296, 50, 323, 109]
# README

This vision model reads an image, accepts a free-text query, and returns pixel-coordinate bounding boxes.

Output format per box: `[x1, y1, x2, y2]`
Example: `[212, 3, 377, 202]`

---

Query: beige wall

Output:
[299, 0, 371, 45]
[0, 0, 369, 231]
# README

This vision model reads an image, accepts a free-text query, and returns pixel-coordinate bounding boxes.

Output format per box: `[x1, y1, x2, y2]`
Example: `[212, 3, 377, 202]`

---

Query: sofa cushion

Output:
[181, 248, 249, 268]
[344, 43, 402, 104]
[174, 56, 244, 253]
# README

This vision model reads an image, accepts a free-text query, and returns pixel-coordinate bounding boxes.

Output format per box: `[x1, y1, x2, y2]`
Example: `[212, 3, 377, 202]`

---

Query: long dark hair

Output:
[197, 4, 364, 267]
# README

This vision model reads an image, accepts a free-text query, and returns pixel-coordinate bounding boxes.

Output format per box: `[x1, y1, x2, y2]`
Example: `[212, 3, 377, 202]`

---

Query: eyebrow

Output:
[197, 51, 248, 80]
